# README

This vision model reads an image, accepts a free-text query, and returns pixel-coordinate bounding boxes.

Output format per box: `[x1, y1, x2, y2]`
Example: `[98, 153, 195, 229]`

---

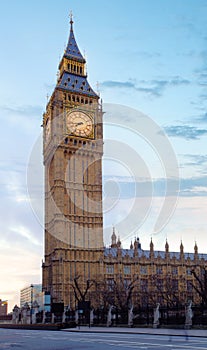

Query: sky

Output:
[0, 0, 207, 310]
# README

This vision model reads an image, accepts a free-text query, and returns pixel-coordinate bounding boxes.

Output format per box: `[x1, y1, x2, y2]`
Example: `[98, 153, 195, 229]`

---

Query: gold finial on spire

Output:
[96, 81, 100, 96]
[69, 10, 73, 26]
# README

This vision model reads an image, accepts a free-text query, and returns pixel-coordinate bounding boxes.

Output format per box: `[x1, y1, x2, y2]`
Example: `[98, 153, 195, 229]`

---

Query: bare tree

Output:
[149, 274, 185, 307]
[191, 268, 207, 306]
[100, 277, 138, 311]
[70, 276, 94, 303]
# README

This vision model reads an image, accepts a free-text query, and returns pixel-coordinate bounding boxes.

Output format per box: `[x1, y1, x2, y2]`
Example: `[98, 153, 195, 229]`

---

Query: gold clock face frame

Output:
[66, 111, 94, 138]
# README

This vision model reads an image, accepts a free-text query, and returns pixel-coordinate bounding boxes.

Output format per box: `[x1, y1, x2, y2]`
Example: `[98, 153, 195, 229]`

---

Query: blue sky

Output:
[0, 0, 207, 309]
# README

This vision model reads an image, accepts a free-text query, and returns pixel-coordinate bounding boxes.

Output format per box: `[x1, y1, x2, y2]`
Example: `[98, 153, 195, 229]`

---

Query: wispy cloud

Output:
[0, 104, 42, 117]
[164, 125, 207, 140]
[181, 154, 207, 167]
[101, 81, 135, 89]
[103, 175, 207, 198]
[101, 76, 190, 97]
[196, 112, 207, 123]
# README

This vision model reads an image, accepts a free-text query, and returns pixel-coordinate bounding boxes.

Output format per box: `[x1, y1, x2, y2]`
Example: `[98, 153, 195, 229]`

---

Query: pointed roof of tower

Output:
[64, 13, 85, 62]
[56, 14, 98, 98]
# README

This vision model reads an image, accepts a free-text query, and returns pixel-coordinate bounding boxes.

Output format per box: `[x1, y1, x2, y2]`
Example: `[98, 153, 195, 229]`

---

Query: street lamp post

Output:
[30, 284, 34, 324]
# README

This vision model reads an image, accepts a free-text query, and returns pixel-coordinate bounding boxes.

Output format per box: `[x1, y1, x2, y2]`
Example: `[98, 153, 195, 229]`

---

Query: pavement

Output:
[63, 325, 207, 338]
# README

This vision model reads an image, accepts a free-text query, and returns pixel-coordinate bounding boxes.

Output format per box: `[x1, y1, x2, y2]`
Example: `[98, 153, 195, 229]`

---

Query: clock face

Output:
[66, 111, 93, 138]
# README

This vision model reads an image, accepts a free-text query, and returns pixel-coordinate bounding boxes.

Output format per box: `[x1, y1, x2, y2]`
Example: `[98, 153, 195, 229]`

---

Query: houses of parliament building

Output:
[42, 15, 207, 312]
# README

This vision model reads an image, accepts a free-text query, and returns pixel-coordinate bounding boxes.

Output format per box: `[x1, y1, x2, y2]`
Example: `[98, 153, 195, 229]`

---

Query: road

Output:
[0, 328, 207, 350]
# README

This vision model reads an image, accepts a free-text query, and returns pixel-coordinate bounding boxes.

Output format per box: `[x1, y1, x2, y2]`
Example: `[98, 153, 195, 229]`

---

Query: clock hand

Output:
[70, 122, 83, 125]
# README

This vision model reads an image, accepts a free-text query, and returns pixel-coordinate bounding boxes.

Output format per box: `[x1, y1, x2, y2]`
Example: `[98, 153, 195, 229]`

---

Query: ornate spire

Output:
[194, 241, 198, 255]
[57, 16, 98, 98]
[117, 236, 121, 248]
[150, 238, 154, 252]
[165, 239, 169, 252]
[64, 13, 85, 62]
[180, 240, 184, 254]
[111, 226, 117, 248]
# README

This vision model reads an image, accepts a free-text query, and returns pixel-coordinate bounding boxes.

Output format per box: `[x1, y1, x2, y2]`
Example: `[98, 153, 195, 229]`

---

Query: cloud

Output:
[181, 186, 207, 197]
[163, 125, 207, 140]
[179, 176, 207, 197]
[0, 104, 43, 135]
[101, 76, 190, 97]
[196, 112, 207, 123]
[181, 154, 207, 167]
[103, 175, 207, 199]
[101, 80, 135, 89]
[0, 104, 42, 117]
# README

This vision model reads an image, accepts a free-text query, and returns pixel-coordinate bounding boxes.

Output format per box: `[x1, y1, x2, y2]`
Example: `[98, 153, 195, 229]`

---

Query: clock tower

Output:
[42, 15, 104, 307]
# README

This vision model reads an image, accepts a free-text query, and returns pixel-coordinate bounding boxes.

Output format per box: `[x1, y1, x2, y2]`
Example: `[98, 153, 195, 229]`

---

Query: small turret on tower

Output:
[150, 238, 154, 259]
[117, 236, 122, 248]
[150, 238, 154, 251]
[180, 241, 184, 261]
[111, 227, 117, 248]
[180, 241, 184, 254]
[165, 239, 169, 253]
[194, 241, 198, 261]
[165, 239, 169, 259]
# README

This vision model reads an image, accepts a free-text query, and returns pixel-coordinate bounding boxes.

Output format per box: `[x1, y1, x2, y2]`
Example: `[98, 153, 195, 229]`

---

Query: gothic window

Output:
[140, 279, 148, 291]
[124, 279, 130, 288]
[107, 279, 115, 291]
[124, 265, 131, 275]
[172, 266, 178, 275]
[106, 265, 114, 274]
[187, 280, 193, 292]
[140, 266, 147, 275]
[157, 278, 163, 289]
[156, 266, 163, 274]
[186, 268, 192, 275]
[172, 279, 178, 291]
[80, 67, 82, 74]
[85, 99, 88, 104]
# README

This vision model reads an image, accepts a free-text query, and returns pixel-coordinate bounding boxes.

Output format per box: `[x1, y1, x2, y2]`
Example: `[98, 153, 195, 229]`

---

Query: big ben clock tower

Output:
[42, 15, 104, 307]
